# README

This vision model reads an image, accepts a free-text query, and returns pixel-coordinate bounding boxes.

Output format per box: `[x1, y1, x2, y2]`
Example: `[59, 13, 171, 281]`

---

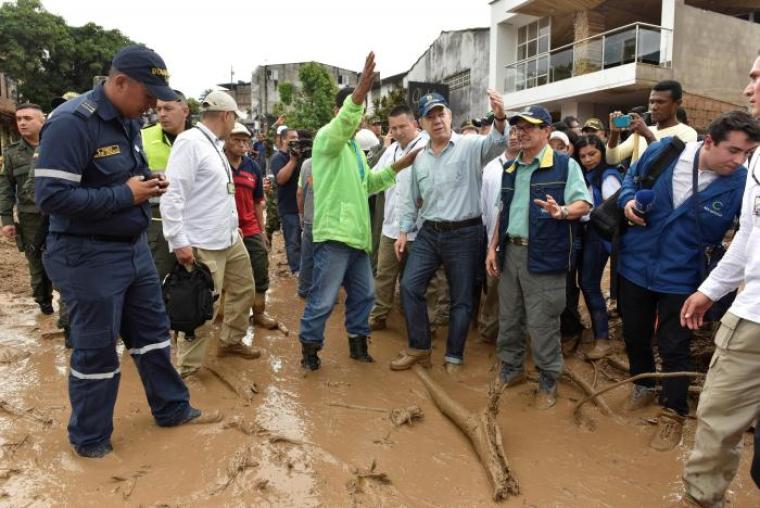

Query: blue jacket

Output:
[617, 138, 746, 294]
[35, 83, 151, 238]
[499, 149, 575, 274]
[586, 165, 622, 254]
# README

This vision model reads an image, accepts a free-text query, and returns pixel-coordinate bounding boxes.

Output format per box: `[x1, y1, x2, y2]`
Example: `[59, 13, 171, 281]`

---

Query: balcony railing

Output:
[504, 22, 673, 93]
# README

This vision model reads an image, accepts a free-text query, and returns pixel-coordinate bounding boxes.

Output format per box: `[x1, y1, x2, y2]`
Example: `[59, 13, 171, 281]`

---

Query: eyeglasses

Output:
[511, 123, 545, 133]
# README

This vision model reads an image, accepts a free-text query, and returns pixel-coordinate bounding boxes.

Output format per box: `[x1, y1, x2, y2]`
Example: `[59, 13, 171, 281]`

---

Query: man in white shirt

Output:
[680, 56, 760, 508]
[607, 80, 698, 166]
[478, 127, 519, 342]
[368, 105, 427, 330]
[161, 91, 261, 378]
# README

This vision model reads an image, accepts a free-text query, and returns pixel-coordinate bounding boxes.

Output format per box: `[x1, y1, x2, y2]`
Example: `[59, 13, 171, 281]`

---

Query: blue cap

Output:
[509, 105, 552, 126]
[418, 92, 448, 117]
[111, 45, 177, 101]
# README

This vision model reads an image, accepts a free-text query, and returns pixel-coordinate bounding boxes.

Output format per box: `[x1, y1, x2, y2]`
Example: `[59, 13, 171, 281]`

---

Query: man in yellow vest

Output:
[141, 90, 190, 281]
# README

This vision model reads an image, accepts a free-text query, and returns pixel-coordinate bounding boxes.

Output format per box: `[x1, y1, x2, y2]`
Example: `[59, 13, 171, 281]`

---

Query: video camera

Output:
[288, 138, 313, 159]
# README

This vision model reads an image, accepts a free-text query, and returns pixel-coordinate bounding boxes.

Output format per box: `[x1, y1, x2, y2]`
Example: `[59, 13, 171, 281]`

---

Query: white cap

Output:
[549, 130, 570, 147]
[201, 90, 245, 118]
[230, 122, 251, 137]
[355, 128, 380, 151]
[276, 125, 288, 136]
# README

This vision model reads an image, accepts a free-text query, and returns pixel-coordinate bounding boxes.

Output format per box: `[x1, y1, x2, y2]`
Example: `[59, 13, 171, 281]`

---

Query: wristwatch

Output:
[560, 205, 569, 219]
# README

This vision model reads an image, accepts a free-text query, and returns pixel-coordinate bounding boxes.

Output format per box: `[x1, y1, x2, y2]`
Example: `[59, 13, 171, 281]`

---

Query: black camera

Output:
[288, 138, 313, 159]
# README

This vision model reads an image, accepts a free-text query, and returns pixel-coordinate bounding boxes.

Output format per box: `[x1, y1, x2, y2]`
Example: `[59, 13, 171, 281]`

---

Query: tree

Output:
[274, 62, 337, 133]
[371, 88, 408, 128]
[0, 0, 136, 108]
[186, 97, 200, 116]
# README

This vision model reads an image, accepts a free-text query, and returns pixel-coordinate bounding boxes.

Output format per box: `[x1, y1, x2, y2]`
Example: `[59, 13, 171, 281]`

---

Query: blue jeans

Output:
[579, 224, 610, 339]
[400, 223, 482, 364]
[299, 241, 374, 345]
[298, 223, 314, 297]
[280, 213, 302, 273]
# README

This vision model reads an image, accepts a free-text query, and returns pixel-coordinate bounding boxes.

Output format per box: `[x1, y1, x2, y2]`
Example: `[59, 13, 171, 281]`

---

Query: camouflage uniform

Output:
[0, 139, 53, 307]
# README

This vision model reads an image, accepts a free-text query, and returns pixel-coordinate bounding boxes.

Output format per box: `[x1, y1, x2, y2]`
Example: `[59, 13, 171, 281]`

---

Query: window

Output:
[444, 69, 471, 91]
[517, 17, 550, 62]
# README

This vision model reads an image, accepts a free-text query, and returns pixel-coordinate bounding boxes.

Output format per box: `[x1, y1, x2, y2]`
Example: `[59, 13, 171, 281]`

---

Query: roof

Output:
[253, 61, 361, 75]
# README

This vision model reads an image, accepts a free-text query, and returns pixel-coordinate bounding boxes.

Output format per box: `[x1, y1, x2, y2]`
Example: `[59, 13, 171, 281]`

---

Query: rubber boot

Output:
[301, 342, 321, 370]
[253, 293, 278, 329]
[348, 335, 374, 363]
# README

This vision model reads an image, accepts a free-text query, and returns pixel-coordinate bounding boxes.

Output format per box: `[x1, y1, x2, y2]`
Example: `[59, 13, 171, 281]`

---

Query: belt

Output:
[424, 217, 482, 232]
[57, 232, 142, 244]
[149, 197, 161, 205]
[506, 236, 529, 246]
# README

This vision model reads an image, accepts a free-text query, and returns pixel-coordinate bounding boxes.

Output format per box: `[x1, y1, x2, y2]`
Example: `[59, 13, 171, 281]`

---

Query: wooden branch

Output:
[562, 366, 613, 416]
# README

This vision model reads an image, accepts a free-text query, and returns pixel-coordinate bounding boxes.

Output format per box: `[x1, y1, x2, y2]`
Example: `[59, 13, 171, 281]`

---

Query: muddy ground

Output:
[0, 235, 758, 507]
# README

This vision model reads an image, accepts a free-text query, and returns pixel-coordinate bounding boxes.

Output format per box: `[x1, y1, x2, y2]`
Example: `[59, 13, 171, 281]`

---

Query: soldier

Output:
[0, 103, 54, 315]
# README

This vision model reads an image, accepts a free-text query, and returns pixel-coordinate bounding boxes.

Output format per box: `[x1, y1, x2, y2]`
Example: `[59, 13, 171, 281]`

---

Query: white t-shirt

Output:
[671, 142, 719, 209]
[606, 122, 698, 166]
[481, 155, 505, 243]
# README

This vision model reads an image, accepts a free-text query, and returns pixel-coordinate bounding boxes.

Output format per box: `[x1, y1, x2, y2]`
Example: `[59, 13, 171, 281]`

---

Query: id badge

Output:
[227, 182, 236, 194]
[754, 194, 760, 216]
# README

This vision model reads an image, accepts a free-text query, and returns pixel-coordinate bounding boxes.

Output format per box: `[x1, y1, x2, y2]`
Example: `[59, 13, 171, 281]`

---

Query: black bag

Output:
[691, 152, 737, 322]
[162, 261, 216, 336]
[590, 136, 686, 240]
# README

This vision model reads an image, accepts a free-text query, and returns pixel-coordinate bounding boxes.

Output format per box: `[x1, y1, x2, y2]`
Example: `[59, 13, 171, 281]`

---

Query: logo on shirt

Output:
[703, 200, 724, 217]
[94, 145, 121, 159]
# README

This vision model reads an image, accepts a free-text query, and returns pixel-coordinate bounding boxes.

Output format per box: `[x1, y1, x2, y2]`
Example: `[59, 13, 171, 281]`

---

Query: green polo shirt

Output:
[504, 145, 591, 238]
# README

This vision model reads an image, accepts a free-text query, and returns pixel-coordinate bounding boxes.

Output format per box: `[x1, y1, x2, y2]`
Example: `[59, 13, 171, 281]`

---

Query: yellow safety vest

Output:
[140, 124, 172, 171]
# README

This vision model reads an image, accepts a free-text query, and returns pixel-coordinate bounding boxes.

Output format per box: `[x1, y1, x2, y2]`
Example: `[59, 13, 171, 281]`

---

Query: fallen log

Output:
[205, 358, 259, 402]
[572, 371, 704, 423]
[413, 365, 519, 501]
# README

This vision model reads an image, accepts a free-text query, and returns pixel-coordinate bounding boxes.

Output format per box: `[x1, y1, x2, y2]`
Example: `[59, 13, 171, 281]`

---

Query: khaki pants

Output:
[478, 273, 499, 340]
[175, 235, 255, 374]
[683, 312, 760, 508]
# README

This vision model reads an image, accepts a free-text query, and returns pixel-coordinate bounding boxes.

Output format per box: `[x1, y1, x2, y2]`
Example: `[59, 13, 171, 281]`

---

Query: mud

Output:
[0, 235, 759, 506]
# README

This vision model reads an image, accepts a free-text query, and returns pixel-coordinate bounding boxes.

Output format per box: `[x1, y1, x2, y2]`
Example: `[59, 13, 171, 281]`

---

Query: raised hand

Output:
[352, 52, 376, 106]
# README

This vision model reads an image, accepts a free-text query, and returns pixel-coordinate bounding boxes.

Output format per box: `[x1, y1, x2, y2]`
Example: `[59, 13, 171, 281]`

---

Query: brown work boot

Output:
[624, 384, 657, 412]
[534, 383, 558, 410]
[561, 334, 580, 356]
[180, 408, 224, 425]
[369, 316, 387, 331]
[498, 364, 527, 388]
[650, 408, 685, 451]
[252, 294, 278, 330]
[217, 342, 262, 359]
[444, 361, 462, 375]
[389, 349, 431, 371]
[584, 339, 613, 360]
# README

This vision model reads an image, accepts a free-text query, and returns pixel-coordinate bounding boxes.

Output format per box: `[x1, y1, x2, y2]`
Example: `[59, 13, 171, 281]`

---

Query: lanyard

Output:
[195, 126, 233, 187]
[393, 136, 423, 162]
[349, 140, 365, 180]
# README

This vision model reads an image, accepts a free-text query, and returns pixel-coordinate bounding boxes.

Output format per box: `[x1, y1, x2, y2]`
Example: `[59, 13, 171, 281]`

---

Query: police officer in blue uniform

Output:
[34, 46, 220, 458]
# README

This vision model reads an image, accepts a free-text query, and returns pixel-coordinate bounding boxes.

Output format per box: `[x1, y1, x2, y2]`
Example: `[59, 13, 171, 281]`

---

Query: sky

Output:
[36, 0, 492, 99]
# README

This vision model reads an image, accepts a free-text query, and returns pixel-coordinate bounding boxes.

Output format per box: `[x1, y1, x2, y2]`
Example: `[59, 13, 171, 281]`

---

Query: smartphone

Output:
[612, 115, 632, 129]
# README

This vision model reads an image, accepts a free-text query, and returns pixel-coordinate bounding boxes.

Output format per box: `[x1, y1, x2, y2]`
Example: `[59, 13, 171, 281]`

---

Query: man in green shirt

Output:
[298, 52, 420, 370]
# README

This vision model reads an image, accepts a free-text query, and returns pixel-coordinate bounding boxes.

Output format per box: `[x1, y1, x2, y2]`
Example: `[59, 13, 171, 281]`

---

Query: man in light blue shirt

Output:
[390, 91, 508, 374]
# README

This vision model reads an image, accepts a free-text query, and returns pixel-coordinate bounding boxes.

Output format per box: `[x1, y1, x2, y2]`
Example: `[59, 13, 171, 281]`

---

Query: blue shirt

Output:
[35, 82, 150, 238]
[399, 128, 507, 233]
[271, 149, 300, 215]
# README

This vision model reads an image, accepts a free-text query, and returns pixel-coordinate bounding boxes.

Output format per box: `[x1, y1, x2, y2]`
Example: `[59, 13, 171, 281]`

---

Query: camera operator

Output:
[271, 128, 303, 275]
[607, 80, 697, 166]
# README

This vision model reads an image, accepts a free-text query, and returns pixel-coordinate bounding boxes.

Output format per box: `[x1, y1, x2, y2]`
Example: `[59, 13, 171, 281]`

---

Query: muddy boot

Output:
[498, 363, 526, 387]
[369, 316, 386, 331]
[534, 376, 558, 410]
[584, 339, 613, 360]
[217, 342, 262, 359]
[389, 349, 431, 371]
[650, 408, 685, 451]
[63, 327, 72, 349]
[301, 342, 321, 370]
[444, 361, 462, 375]
[253, 293, 278, 330]
[624, 384, 657, 412]
[561, 334, 580, 356]
[180, 408, 224, 425]
[74, 441, 113, 458]
[348, 335, 374, 363]
[39, 301, 54, 315]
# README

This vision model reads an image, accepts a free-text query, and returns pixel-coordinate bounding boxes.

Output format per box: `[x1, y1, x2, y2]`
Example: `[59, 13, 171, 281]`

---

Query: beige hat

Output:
[230, 122, 251, 137]
[201, 90, 245, 118]
[549, 130, 570, 147]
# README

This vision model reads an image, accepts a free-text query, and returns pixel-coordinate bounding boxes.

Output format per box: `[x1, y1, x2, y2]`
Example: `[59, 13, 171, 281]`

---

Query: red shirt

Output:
[231, 156, 265, 236]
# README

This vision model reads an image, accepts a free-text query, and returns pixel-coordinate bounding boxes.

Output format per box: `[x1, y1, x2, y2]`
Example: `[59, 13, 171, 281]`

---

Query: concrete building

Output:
[405, 27, 491, 126]
[250, 62, 359, 123]
[489, 0, 760, 131]
[217, 80, 252, 118]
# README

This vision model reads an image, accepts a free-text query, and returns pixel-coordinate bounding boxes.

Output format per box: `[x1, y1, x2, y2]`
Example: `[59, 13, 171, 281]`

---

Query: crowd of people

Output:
[1, 43, 760, 507]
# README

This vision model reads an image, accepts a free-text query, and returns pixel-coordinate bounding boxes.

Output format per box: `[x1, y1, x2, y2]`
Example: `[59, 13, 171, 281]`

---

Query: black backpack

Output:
[162, 261, 216, 335]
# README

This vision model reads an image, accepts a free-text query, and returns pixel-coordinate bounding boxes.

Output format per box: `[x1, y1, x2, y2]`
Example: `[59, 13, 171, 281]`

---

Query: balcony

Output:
[504, 22, 673, 93]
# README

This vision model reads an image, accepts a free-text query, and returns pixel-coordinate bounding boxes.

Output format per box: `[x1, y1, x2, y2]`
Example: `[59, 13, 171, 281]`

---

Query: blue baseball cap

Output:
[509, 105, 552, 127]
[111, 45, 177, 101]
[418, 92, 448, 117]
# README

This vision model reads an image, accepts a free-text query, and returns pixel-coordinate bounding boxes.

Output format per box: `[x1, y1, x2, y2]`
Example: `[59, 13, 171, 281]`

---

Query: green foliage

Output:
[277, 62, 338, 132]
[0, 0, 136, 108]
[370, 88, 408, 128]
[278, 81, 294, 106]
[186, 97, 200, 116]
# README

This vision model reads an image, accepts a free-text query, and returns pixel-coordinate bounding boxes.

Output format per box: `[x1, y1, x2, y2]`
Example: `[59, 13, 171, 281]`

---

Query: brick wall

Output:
[681, 92, 746, 133]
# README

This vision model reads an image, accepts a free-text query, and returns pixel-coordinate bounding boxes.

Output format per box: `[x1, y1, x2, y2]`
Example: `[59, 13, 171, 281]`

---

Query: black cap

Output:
[111, 45, 177, 101]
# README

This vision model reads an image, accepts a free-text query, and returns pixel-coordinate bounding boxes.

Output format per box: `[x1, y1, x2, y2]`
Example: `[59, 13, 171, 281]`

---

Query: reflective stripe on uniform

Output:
[128, 339, 171, 356]
[70, 366, 121, 380]
[35, 169, 82, 183]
